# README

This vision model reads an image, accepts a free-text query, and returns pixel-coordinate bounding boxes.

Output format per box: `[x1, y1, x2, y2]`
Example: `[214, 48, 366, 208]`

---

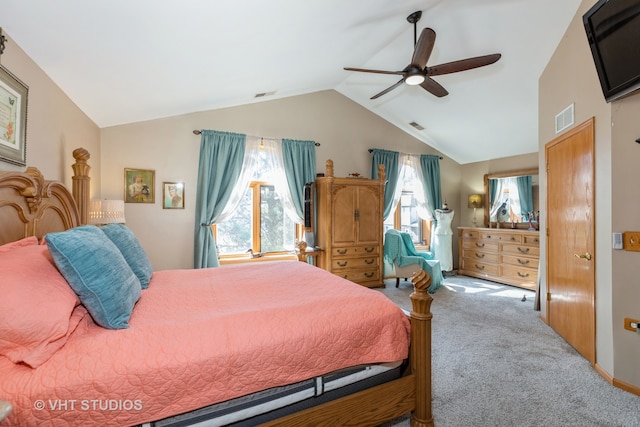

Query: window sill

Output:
[219, 253, 298, 265]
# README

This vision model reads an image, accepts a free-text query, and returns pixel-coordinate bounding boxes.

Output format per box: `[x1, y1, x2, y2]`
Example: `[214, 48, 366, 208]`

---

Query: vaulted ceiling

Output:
[3, 0, 582, 164]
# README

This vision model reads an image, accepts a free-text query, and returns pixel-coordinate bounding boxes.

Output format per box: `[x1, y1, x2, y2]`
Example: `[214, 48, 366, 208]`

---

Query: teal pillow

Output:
[100, 224, 153, 289]
[45, 225, 141, 329]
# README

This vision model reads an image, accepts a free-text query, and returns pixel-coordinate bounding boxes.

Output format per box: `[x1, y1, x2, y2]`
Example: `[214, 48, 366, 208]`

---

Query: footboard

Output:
[260, 269, 434, 427]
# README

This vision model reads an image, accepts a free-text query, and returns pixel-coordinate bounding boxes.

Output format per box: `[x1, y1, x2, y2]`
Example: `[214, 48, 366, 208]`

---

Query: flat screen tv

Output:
[583, 0, 640, 102]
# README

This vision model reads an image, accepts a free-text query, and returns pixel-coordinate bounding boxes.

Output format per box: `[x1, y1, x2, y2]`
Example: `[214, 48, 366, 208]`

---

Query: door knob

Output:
[574, 252, 592, 261]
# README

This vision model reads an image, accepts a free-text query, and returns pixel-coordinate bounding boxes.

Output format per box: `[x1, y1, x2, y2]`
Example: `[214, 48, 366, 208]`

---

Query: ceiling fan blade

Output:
[371, 79, 405, 100]
[411, 28, 436, 69]
[427, 53, 501, 76]
[344, 67, 404, 76]
[420, 77, 448, 97]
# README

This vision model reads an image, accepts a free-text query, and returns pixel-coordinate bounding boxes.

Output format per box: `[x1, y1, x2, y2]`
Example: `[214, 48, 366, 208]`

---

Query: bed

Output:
[0, 148, 434, 427]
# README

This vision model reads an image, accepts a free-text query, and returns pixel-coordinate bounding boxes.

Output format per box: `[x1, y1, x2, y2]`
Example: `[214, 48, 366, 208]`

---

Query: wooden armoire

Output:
[315, 160, 386, 288]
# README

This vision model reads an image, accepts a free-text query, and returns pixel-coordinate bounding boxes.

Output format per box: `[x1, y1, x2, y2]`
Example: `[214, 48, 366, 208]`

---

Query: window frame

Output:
[386, 190, 431, 249]
[212, 180, 303, 258]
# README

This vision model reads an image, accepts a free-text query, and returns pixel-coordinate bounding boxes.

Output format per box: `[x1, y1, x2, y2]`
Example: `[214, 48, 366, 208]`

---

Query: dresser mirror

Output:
[483, 168, 539, 228]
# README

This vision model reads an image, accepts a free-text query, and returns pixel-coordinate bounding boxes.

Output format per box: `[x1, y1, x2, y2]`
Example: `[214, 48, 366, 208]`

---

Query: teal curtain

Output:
[489, 178, 498, 207]
[370, 149, 399, 219]
[193, 130, 246, 268]
[517, 175, 534, 216]
[419, 154, 442, 218]
[282, 139, 317, 220]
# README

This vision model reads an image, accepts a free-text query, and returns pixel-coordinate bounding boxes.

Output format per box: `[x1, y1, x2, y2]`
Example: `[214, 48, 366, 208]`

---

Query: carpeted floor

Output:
[375, 274, 640, 427]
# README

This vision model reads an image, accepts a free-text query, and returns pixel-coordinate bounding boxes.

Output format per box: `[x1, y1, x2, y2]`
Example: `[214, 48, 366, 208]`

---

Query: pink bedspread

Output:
[0, 261, 410, 426]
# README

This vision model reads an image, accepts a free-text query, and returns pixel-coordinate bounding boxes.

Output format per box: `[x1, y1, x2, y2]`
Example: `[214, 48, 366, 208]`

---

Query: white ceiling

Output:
[3, 0, 582, 164]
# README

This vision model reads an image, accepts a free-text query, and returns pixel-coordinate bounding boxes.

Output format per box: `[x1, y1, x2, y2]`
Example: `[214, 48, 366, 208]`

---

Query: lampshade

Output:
[89, 199, 126, 225]
[468, 194, 483, 208]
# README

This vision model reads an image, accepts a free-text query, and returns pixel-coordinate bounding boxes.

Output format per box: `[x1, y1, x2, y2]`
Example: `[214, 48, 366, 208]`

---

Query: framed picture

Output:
[124, 168, 155, 203]
[162, 182, 185, 209]
[0, 65, 28, 166]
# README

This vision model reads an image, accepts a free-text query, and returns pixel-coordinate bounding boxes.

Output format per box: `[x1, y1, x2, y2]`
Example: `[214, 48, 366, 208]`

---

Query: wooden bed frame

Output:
[0, 148, 434, 427]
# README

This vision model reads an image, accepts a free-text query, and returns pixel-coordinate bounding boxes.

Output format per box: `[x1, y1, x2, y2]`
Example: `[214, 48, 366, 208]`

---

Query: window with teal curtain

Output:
[419, 154, 442, 250]
[370, 149, 400, 219]
[516, 175, 534, 216]
[193, 130, 246, 268]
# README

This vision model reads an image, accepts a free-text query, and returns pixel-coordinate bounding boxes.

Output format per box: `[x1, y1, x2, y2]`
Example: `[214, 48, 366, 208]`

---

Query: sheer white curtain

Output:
[489, 178, 505, 221]
[217, 136, 300, 224]
[409, 154, 433, 221]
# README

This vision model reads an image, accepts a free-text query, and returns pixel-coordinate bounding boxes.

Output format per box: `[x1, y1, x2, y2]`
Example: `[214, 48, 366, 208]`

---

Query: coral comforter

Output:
[0, 261, 410, 426]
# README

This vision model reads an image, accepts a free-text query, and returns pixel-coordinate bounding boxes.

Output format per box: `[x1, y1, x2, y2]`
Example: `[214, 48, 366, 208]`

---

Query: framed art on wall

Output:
[163, 182, 184, 209]
[0, 65, 28, 166]
[124, 168, 155, 203]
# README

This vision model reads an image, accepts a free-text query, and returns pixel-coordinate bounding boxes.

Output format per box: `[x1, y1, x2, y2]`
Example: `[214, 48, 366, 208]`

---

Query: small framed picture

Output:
[163, 182, 184, 209]
[0, 65, 28, 166]
[124, 168, 155, 203]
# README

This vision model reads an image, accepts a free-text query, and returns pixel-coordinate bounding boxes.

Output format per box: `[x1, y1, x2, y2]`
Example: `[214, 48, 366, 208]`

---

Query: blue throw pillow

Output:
[100, 224, 153, 289]
[45, 225, 141, 329]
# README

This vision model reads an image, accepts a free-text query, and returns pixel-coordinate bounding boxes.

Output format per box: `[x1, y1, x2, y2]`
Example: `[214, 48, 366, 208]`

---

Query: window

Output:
[384, 162, 431, 247]
[213, 144, 300, 256]
[215, 181, 297, 255]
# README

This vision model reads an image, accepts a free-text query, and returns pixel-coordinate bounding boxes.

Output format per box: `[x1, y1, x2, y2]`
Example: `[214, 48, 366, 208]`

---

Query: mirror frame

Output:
[483, 168, 539, 228]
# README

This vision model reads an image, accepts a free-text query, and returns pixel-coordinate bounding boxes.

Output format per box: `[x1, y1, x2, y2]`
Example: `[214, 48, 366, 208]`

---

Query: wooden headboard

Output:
[0, 148, 91, 245]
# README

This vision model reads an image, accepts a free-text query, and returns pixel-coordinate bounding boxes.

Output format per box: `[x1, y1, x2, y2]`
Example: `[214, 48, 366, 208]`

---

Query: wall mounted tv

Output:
[583, 0, 640, 102]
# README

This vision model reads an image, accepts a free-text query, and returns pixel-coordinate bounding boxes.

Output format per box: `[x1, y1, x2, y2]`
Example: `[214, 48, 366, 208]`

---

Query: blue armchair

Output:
[383, 229, 443, 293]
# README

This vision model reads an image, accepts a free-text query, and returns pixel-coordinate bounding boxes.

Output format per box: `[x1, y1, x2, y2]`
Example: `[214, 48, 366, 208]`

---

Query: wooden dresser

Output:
[315, 160, 385, 287]
[457, 227, 540, 290]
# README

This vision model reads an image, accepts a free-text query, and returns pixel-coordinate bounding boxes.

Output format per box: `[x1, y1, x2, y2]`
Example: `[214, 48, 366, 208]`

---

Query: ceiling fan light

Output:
[405, 74, 425, 86]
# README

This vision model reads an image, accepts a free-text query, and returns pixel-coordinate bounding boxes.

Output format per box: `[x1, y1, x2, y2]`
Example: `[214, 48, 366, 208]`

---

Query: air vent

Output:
[555, 103, 574, 134]
[409, 121, 425, 131]
[254, 91, 276, 98]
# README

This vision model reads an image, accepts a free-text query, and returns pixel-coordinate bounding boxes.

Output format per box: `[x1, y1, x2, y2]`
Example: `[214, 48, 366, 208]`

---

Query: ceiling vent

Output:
[409, 121, 425, 131]
[555, 103, 574, 134]
[254, 91, 276, 98]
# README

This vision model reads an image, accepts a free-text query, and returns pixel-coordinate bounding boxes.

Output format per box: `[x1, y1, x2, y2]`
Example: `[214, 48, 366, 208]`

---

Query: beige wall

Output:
[0, 33, 100, 194]
[100, 90, 462, 270]
[540, 0, 640, 389]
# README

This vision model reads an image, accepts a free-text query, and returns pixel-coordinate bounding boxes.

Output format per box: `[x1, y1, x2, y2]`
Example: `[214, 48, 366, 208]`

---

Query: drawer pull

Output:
[337, 249, 347, 255]
[364, 247, 375, 253]
[475, 242, 485, 248]
[337, 261, 348, 267]
[475, 253, 485, 259]
[533, 238, 539, 243]
[517, 247, 530, 254]
[510, 237, 516, 241]
[365, 259, 375, 264]
[517, 259, 530, 265]
[475, 264, 485, 270]
[486, 235, 492, 239]
[365, 272, 374, 278]
[517, 272, 530, 278]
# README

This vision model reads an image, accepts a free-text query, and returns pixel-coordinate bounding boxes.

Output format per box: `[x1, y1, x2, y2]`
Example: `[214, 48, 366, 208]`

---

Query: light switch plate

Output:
[613, 232, 623, 249]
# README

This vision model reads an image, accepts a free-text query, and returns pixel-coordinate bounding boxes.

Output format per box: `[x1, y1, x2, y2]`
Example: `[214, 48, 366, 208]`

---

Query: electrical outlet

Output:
[624, 318, 639, 332]
[622, 232, 640, 252]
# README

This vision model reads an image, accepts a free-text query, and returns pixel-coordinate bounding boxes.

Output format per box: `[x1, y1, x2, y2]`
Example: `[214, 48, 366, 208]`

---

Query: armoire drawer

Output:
[331, 257, 378, 270]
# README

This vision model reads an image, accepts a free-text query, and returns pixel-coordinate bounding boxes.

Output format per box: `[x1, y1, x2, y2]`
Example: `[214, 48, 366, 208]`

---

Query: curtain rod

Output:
[193, 130, 320, 146]
[368, 148, 442, 159]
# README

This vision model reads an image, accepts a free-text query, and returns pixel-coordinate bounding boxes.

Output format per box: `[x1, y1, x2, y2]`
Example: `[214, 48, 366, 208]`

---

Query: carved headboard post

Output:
[71, 148, 90, 225]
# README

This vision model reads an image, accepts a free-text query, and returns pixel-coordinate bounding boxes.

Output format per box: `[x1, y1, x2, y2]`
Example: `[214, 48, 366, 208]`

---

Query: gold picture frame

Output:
[162, 182, 184, 209]
[124, 168, 155, 203]
[0, 65, 28, 166]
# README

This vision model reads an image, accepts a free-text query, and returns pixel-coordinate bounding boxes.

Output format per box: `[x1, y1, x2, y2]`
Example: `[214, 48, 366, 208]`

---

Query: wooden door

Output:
[356, 186, 382, 245]
[545, 118, 595, 364]
[332, 185, 357, 245]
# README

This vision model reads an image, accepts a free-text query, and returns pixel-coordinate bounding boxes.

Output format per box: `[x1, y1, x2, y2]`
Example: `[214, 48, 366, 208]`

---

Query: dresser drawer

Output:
[463, 249, 499, 263]
[523, 235, 541, 245]
[502, 254, 537, 268]
[334, 268, 380, 284]
[501, 244, 540, 257]
[501, 265, 537, 283]
[463, 240, 499, 252]
[332, 246, 378, 257]
[331, 257, 378, 270]
[480, 231, 522, 243]
[461, 230, 479, 239]
[461, 258, 500, 276]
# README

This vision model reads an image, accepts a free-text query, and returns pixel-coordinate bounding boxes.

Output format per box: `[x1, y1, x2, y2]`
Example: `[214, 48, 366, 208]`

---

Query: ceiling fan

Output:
[344, 11, 502, 100]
